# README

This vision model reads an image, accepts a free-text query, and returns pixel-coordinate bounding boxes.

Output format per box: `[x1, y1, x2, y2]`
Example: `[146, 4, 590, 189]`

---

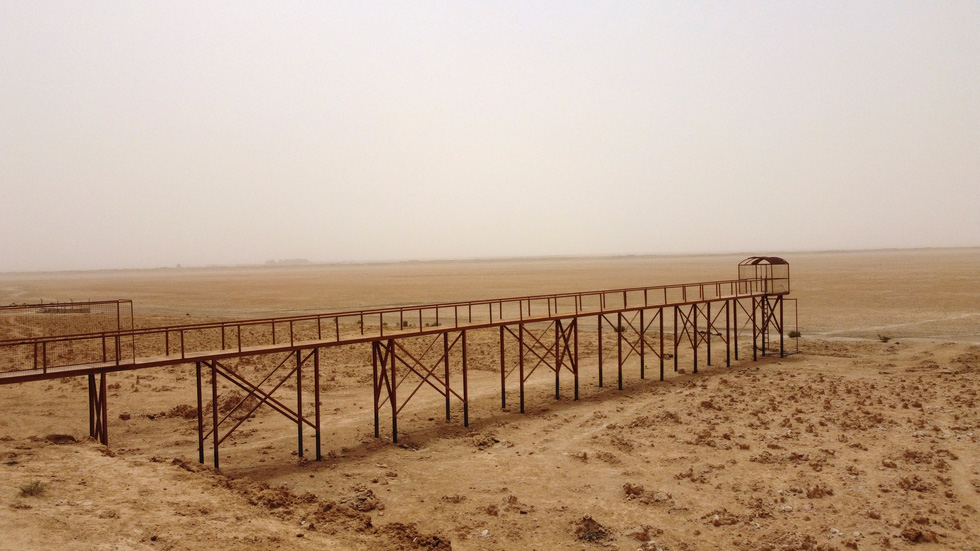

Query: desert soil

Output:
[0, 249, 978, 550]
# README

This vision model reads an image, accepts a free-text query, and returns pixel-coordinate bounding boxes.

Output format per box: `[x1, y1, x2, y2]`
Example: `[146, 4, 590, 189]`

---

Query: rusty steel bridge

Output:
[0, 257, 795, 468]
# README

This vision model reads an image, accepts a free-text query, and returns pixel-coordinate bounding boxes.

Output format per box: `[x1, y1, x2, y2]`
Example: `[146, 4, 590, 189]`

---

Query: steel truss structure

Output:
[0, 258, 796, 467]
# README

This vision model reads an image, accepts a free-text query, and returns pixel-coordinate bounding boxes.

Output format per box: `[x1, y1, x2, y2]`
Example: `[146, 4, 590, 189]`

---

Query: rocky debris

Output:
[573, 515, 611, 542]
[342, 485, 382, 512]
[901, 526, 939, 544]
[702, 508, 740, 527]
[623, 482, 645, 499]
[472, 432, 498, 449]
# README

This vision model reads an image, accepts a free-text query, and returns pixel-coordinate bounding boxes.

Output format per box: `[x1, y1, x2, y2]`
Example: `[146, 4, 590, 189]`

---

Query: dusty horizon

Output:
[2, 245, 978, 277]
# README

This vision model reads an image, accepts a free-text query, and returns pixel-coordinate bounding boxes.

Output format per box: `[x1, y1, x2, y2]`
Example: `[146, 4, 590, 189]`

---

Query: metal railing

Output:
[0, 277, 786, 376]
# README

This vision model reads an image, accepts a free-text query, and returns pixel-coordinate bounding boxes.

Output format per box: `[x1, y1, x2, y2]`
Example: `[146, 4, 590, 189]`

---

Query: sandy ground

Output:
[0, 249, 978, 550]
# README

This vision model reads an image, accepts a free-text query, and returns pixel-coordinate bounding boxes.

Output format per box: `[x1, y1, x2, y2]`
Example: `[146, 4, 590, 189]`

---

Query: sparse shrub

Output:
[878, 334, 891, 343]
[19, 480, 46, 497]
[789, 330, 801, 338]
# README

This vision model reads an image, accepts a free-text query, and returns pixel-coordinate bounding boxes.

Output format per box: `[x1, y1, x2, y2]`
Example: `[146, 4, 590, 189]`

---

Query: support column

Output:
[314, 348, 322, 461]
[725, 300, 731, 367]
[389, 340, 398, 443]
[519, 324, 525, 414]
[87, 372, 108, 446]
[640, 309, 645, 380]
[597, 316, 603, 387]
[196, 362, 204, 463]
[659, 308, 665, 381]
[673, 306, 679, 372]
[499, 326, 506, 409]
[372, 342, 380, 438]
[211, 362, 219, 469]
[692, 304, 698, 374]
[444, 332, 451, 420]
[706, 302, 712, 366]
[462, 330, 469, 427]
[733, 299, 740, 361]
[573, 319, 579, 400]
[296, 350, 303, 458]
[617, 312, 623, 390]
[779, 296, 785, 358]
[554, 321, 561, 400]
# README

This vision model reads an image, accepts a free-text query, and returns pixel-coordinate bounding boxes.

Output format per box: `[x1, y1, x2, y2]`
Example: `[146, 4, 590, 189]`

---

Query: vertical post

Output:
[640, 309, 645, 380]
[692, 305, 698, 374]
[88, 373, 96, 439]
[499, 326, 506, 409]
[554, 321, 560, 400]
[196, 362, 204, 464]
[95, 373, 107, 445]
[597, 316, 604, 388]
[462, 330, 469, 427]
[726, 300, 731, 367]
[211, 362, 219, 469]
[706, 302, 712, 366]
[733, 299, 739, 361]
[779, 296, 785, 358]
[296, 350, 303, 458]
[659, 308, 665, 381]
[617, 312, 623, 390]
[372, 342, 380, 438]
[444, 332, 451, 420]
[673, 306, 679, 372]
[389, 340, 397, 443]
[573, 319, 579, 400]
[752, 297, 758, 361]
[519, 323, 525, 414]
[314, 347, 321, 461]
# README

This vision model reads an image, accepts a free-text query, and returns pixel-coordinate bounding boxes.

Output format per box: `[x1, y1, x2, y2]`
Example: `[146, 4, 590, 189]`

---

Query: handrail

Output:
[0, 276, 787, 374]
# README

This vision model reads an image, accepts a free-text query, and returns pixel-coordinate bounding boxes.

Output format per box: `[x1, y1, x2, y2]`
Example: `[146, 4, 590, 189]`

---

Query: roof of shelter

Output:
[739, 256, 788, 266]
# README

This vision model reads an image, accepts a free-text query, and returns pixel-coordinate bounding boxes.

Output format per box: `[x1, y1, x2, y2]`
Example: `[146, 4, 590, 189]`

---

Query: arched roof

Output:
[739, 256, 788, 266]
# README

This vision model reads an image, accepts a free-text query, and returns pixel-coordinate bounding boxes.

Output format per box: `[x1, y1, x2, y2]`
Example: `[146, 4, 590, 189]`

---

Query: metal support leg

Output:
[659, 308, 665, 381]
[499, 326, 506, 409]
[706, 302, 712, 366]
[314, 348, 321, 461]
[597, 316, 603, 387]
[617, 312, 623, 390]
[693, 304, 698, 374]
[673, 306, 679, 372]
[196, 362, 204, 463]
[296, 351, 303, 458]
[389, 340, 397, 443]
[444, 332, 451, 420]
[211, 362, 219, 469]
[555, 321, 561, 400]
[726, 300, 731, 367]
[462, 330, 469, 427]
[573, 319, 579, 400]
[372, 343, 380, 438]
[88, 372, 108, 446]
[519, 324, 525, 414]
[779, 296, 785, 358]
[640, 309, 645, 380]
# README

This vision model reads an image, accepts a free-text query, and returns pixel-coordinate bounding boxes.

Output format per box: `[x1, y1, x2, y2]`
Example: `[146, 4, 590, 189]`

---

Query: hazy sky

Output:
[2, 2, 978, 271]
